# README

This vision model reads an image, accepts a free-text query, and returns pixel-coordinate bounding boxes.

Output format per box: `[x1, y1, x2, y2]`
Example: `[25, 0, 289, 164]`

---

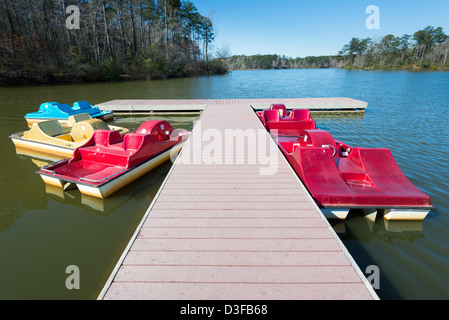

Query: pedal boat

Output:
[36, 120, 190, 199]
[258, 104, 317, 135]
[24, 101, 113, 127]
[259, 105, 433, 221]
[10, 113, 129, 159]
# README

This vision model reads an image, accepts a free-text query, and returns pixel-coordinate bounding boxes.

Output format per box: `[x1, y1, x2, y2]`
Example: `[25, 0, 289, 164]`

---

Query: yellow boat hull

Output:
[11, 136, 75, 159]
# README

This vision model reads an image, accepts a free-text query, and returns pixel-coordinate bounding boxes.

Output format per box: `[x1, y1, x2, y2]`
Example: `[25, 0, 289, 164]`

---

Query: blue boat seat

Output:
[72, 101, 92, 110]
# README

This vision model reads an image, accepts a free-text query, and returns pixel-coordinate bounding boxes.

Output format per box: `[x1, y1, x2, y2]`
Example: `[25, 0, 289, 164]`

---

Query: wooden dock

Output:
[98, 98, 377, 300]
[97, 97, 367, 114]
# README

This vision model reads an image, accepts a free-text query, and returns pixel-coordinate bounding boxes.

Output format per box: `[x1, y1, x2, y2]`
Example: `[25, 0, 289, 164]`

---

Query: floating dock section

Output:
[97, 97, 367, 114]
[98, 98, 377, 300]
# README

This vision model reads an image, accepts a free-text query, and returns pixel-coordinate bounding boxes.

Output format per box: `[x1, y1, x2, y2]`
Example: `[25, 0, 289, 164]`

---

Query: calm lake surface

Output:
[1, 69, 448, 299]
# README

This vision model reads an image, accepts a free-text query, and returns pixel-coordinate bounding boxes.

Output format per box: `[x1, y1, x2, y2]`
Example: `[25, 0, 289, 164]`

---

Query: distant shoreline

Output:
[3, 65, 448, 87]
[228, 66, 449, 72]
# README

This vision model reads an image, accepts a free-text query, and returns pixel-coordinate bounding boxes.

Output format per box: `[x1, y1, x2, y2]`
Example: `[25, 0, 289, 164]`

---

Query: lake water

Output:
[1, 69, 448, 299]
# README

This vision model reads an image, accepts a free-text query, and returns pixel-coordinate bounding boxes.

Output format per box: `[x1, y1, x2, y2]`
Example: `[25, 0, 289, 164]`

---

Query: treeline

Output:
[222, 26, 449, 72]
[222, 54, 342, 70]
[0, 0, 225, 85]
[339, 26, 449, 70]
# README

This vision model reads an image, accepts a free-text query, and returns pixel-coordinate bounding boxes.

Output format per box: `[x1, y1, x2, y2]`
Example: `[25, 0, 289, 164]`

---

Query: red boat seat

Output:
[262, 109, 281, 123]
[290, 109, 313, 121]
[123, 132, 146, 151]
[269, 104, 287, 117]
[261, 108, 316, 135]
[92, 129, 123, 147]
[69, 130, 126, 167]
[137, 120, 174, 141]
[297, 129, 338, 156]
[344, 148, 430, 206]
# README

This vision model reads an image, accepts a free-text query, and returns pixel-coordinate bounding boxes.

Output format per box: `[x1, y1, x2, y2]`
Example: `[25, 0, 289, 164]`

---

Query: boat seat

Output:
[37, 120, 65, 137]
[72, 101, 91, 110]
[66, 113, 92, 127]
[23, 120, 72, 142]
[269, 104, 287, 117]
[137, 120, 174, 141]
[92, 130, 123, 147]
[75, 130, 127, 166]
[38, 102, 60, 112]
[262, 109, 317, 135]
[290, 109, 312, 121]
[57, 104, 76, 115]
[262, 109, 281, 123]
[123, 133, 146, 151]
[71, 119, 110, 142]
[298, 129, 338, 156]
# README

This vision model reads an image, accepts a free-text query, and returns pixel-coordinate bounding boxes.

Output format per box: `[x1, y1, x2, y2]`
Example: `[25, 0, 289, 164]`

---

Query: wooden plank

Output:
[154, 194, 311, 202]
[142, 217, 326, 228]
[103, 282, 373, 300]
[150, 201, 317, 210]
[113, 265, 363, 283]
[123, 251, 353, 266]
[129, 238, 344, 252]
[146, 209, 321, 218]
[158, 188, 305, 195]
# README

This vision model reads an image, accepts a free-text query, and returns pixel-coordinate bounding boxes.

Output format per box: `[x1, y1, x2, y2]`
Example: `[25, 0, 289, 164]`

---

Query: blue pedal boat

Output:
[24, 101, 113, 127]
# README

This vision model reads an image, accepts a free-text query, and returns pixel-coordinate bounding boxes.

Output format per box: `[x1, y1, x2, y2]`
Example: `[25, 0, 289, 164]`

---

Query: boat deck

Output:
[98, 99, 377, 300]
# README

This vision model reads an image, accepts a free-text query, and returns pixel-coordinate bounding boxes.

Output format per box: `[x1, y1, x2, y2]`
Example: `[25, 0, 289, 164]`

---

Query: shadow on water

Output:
[329, 211, 425, 300]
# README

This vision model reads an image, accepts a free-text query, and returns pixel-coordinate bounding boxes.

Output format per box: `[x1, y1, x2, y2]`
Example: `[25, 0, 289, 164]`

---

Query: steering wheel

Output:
[322, 144, 337, 157]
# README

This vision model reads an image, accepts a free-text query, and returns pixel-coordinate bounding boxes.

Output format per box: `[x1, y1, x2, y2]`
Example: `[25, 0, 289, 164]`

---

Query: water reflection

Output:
[43, 161, 172, 217]
[330, 212, 425, 243]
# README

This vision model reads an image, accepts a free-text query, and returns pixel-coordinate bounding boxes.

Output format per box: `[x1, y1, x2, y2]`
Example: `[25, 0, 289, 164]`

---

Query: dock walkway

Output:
[98, 99, 377, 300]
[97, 97, 367, 113]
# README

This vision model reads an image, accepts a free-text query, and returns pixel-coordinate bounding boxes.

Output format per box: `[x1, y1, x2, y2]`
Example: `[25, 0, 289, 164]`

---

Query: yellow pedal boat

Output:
[10, 113, 129, 159]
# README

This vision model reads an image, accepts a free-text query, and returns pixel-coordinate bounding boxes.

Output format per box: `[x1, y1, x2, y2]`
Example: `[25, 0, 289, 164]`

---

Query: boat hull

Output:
[11, 134, 75, 159]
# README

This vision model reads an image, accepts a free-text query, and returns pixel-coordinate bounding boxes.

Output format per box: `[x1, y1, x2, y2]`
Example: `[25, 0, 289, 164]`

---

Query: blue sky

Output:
[193, 0, 449, 58]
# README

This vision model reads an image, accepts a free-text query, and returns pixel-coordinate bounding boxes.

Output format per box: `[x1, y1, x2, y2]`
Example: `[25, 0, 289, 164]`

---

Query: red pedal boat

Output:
[257, 104, 316, 135]
[259, 104, 433, 221]
[37, 120, 189, 199]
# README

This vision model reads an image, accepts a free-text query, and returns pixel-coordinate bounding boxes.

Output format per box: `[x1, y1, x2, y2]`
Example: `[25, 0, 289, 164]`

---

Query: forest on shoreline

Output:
[222, 26, 449, 72]
[0, 0, 226, 85]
